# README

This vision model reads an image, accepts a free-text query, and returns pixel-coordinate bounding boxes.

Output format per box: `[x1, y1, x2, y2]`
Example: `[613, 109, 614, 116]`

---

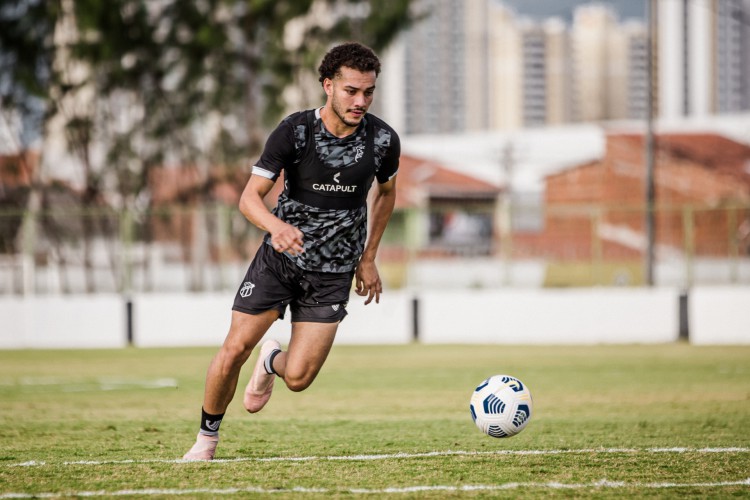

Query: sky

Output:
[499, 0, 645, 22]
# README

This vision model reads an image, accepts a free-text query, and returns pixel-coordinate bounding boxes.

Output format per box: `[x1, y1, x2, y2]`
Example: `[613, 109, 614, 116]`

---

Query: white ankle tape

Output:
[264, 349, 281, 375]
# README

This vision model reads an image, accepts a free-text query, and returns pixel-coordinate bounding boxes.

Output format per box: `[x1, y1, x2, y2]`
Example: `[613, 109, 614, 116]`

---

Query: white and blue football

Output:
[470, 374, 533, 438]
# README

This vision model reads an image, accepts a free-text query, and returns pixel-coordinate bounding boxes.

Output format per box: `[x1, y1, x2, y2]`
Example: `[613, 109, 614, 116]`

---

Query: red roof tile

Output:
[395, 154, 501, 209]
[608, 132, 750, 182]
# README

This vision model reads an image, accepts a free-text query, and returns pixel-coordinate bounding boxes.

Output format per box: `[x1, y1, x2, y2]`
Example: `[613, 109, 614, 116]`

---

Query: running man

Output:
[183, 42, 400, 460]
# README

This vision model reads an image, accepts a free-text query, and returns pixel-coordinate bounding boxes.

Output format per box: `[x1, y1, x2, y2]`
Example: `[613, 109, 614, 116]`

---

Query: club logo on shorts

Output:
[239, 281, 255, 298]
[332, 304, 340, 312]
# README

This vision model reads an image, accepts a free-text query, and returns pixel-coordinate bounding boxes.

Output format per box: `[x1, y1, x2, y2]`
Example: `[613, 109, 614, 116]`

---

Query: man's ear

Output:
[323, 77, 334, 97]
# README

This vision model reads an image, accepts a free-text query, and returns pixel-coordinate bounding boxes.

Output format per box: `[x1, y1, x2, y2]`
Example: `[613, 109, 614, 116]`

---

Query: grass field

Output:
[1, 343, 749, 498]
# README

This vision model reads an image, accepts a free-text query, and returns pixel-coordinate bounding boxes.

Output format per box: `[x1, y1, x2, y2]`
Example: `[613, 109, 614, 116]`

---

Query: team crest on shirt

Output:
[239, 281, 255, 298]
[354, 144, 365, 163]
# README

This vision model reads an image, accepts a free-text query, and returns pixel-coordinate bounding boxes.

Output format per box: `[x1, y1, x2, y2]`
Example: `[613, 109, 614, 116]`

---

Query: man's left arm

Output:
[355, 176, 397, 305]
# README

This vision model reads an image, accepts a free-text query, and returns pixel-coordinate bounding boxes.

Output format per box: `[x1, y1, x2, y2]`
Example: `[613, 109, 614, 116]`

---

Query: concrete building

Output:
[657, 0, 750, 118]
[544, 18, 574, 125]
[571, 4, 619, 122]
[384, 0, 648, 133]
[401, 0, 466, 134]
[488, 6, 574, 129]
[487, 4, 524, 130]
[536, 132, 750, 261]
[464, 0, 492, 132]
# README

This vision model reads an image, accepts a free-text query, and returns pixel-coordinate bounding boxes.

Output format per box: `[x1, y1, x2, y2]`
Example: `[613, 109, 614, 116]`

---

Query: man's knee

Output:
[219, 340, 253, 369]
[283, 371, 315, 392]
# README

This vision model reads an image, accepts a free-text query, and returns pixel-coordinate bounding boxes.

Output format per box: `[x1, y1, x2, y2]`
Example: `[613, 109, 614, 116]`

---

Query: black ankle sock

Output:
[199, 407, 224, 436]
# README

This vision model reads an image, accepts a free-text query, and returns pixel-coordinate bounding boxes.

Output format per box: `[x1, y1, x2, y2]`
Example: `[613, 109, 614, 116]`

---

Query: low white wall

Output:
[131, 291, 413, 347]
[335, 291, 414, 344]
[419, 288, 680, 344]
[133, 293, 234, 347]
[1, 287, 748, 348]
[0, 294, 125, 349]
[689, 287, 750, 345]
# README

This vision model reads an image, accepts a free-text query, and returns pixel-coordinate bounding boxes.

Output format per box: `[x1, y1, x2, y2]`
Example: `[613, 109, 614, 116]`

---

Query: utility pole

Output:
[500, 142, 514, 286]
[644, 0, 656, 286]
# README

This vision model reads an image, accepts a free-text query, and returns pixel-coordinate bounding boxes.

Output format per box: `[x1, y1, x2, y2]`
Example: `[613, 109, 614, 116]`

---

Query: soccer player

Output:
[183, 42, 400, 460]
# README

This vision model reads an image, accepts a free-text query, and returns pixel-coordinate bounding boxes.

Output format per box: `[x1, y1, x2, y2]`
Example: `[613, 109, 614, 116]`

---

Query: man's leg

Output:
[276, 321, 339, 392]
[244, 321, 338, 413]
[183, 309, 278, 460]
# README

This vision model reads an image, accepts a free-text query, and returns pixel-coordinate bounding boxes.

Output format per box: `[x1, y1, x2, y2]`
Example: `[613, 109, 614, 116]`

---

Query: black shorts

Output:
[232, 242, 354, 323]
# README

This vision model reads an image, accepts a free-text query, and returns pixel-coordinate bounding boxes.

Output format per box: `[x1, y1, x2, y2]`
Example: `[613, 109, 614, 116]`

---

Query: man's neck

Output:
[319, 106, 359, 138]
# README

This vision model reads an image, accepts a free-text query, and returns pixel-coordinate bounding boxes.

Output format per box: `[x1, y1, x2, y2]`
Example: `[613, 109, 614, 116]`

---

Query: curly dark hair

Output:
[318, 42, 381, 85]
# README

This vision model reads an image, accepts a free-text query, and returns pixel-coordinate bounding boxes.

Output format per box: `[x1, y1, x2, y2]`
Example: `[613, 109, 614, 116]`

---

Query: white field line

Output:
[0, 377, 178, 392]
[1, 478, 749, 498]
[6, 447, 748, 468]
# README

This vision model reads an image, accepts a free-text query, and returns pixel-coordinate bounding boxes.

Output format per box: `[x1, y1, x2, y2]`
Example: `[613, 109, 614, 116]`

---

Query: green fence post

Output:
[217, 204, 231, 291]
[728, 205, 738, 284]
[120, 207, 133, 295]
[20, 207, 37, 295]
[682, 205, 694, 288]
[591, 206, 603, 286]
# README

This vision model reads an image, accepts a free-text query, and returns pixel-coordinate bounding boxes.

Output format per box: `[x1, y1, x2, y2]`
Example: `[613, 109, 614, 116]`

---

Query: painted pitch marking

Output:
[6, 447, 748, 468]
[1, 478, 749, 498]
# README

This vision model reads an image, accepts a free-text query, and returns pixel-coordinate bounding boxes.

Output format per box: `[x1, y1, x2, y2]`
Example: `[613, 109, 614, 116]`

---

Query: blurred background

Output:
[1, 0, 749, 298]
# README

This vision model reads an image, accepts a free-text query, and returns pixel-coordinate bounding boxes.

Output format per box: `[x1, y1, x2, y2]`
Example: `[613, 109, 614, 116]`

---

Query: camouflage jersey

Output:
[252, 108, 400, 273]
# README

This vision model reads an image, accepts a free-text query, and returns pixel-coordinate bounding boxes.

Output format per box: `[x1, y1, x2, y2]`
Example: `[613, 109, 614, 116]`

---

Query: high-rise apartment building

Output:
[487, 3, 524, 130]
[571, 4, 618, 122]
[715, 0, 748, 112]
[380, 0, 746, 134]
[464, 0, 491, 131]
[486, 4, 557, 129]
[400, 0, 466, 134]
[570, 4, 648, 122]
[624, 20, 649, 120]
[545, 18, 573, 125]
[657, 0, 750, 118]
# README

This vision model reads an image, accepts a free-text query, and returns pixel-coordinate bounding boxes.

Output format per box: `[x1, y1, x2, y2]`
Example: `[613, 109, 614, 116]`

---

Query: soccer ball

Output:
[470, 374, 533, 438]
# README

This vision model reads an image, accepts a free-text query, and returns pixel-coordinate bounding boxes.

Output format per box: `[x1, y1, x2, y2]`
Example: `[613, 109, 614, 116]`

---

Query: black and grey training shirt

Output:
[252, 108, 400, 273]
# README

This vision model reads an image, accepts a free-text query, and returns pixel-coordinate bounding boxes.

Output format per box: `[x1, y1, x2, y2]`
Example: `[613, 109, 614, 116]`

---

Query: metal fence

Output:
[1, 201, 748, 295]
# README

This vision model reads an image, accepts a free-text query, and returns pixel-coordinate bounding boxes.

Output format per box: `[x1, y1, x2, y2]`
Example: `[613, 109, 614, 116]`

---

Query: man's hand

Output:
[239, 176, 304, 256]
[354, 258, 383, 305]
[269, 222, 304, 256]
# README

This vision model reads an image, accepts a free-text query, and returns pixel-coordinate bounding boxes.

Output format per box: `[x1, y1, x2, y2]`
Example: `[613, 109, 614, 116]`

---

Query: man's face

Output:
[324, 66, 377, 129]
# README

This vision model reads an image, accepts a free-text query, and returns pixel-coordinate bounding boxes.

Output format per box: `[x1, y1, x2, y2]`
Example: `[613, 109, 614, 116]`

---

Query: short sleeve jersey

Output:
[252, 108, 400, 273]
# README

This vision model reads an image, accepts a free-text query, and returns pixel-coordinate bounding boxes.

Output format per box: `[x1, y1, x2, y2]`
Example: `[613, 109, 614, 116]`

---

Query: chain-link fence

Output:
[1, 201, 748, 295]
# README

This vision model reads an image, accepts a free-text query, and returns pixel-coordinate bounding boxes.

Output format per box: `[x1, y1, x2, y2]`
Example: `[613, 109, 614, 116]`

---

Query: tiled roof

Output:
[609, 133, 750, 182]
[395, 154, 501, 209]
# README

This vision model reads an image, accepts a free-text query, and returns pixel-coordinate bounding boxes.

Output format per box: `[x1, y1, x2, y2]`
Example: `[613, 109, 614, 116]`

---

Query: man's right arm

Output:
[240, 117, 305, 255]
[239, 175, 304, 256]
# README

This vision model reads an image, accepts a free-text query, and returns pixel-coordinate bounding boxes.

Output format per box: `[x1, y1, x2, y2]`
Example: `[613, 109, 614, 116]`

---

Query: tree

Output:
[3, 0, 417, 203]
[70, 0, 416, 292]
[1, 0, 417, 292]
[66, 0, 416, 204]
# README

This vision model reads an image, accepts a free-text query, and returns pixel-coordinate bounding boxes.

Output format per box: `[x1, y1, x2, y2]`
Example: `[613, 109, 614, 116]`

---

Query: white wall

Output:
[1, 288, 748, 348]
[0, 294, 125, 349]
[131, 291, 414, 347]
[133, 293, 233, 347]
[418, 288, 679, 344]
[336, 291, 414, 344]
[689, 287, 750, 345]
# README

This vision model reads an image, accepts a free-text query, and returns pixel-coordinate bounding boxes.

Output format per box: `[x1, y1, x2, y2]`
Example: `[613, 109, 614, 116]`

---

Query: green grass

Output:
[1, 344, 749, 498]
